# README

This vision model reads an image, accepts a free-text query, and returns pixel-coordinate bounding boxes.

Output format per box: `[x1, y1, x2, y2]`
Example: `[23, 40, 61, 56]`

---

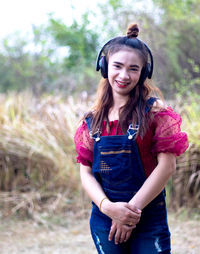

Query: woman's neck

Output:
[108, 94, 129, 121]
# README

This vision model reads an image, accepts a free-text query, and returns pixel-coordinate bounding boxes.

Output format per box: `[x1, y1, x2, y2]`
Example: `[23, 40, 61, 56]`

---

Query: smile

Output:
[116, 80, 130, 88]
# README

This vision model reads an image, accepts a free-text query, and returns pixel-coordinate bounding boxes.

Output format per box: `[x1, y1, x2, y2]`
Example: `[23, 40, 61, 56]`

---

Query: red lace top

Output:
[74, 107, 188, 177]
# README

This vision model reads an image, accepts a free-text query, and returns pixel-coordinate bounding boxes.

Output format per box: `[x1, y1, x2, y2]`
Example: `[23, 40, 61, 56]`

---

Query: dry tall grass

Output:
[170, 99, 200, 212]
[0, 92, 199, 218]
[0, 92, 92, 218]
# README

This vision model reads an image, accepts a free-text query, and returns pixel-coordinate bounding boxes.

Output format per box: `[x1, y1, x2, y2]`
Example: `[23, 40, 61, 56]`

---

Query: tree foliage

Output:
[152, 0, 200, 97]
[0, 32, 59, 95]
[0, 0, 199, 98]
[46, 13, 99, 70]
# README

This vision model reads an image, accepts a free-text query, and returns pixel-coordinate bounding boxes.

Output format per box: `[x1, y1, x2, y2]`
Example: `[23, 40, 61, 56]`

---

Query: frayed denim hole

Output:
[155, 237, 162, 252]
[94, 231, 106, 254]
[154, 236, 171, 253]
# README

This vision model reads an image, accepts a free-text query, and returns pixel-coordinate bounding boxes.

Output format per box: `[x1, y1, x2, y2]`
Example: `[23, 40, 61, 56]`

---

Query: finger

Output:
[129, 212, 142, 224]
[121, 211, 141, 224]
[126, 209, 142, 222]
[119, 231, 126, 243]
[121, 216, 139, 225]
[127, 203, 142, 214]
[129, 212, 141, 220]
[108, 224, 116, 242]
[129, 217, 140, 225]
[127, 222, 135, 227]
[114, 230, 121, 245]
[122, 217, 139, 226]
[124, 223, 136, 227]
[124, 230, 131, 242]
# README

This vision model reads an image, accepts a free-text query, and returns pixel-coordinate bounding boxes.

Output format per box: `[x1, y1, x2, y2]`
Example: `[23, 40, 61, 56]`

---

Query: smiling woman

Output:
[74, 23, 188, 254]
[108, 49, 143, 97]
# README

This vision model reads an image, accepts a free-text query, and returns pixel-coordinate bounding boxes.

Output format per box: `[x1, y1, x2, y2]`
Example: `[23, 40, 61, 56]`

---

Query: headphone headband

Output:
[96, 38, 114, 71]
[96, 37, 154, 80]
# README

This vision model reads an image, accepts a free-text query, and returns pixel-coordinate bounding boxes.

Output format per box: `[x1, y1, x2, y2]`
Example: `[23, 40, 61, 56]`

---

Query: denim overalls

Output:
[85, 98, 171, 254]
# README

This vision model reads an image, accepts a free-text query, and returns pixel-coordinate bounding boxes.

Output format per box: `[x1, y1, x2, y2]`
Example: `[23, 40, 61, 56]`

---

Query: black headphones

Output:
[96, 37, 154, 80]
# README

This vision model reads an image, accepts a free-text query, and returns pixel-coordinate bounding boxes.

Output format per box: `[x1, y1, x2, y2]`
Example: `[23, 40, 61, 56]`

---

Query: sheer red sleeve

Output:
[151, 108, 189, 156]
[74, 121, 94, 167]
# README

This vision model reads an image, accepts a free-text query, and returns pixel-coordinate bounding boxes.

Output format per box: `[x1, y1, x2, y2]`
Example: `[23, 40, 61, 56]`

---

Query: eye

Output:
[113, 64, 121, 69]
[130, 67, 140, 71]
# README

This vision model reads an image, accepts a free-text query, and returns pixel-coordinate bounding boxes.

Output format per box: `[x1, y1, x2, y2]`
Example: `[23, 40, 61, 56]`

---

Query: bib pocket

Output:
[99, 144, 133, 185]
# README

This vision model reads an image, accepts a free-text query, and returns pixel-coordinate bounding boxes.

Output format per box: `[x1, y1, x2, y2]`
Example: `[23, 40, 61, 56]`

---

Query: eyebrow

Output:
[113, 61, 140, 68]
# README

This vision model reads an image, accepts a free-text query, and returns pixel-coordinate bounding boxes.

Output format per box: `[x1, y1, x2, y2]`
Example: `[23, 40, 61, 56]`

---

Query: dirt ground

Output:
[0, 211, 200, 254]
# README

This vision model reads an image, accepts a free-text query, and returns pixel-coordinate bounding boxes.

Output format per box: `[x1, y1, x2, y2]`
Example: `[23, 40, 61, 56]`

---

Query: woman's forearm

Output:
[80, 163, 141, 225]
[129, 153, 176, 210]
[80, 163, 108, 209]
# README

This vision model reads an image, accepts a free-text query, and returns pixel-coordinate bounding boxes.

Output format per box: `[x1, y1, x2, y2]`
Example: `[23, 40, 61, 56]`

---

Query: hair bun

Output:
[127, 24, 139, 38]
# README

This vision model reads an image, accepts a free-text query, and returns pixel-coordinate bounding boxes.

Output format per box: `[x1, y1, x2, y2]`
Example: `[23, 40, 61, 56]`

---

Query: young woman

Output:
[74, 24, 188, 254]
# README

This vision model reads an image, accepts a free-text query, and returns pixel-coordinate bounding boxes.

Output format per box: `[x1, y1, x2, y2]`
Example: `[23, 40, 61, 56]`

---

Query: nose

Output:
[119, 69, 129, 80]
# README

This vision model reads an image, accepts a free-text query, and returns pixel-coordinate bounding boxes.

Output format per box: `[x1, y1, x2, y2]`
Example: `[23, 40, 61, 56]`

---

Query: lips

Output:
[116, 80, 130, 88]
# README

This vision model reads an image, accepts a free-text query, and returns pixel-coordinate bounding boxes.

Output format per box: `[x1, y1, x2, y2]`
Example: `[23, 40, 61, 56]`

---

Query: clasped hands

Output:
[101, 200, 141, 245]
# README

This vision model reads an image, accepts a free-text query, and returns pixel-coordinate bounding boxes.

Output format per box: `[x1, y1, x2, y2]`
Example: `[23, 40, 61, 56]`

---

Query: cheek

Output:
[137, 73, 142, 81]
[108, 75, 114, 87]
[130, 73, 140, 82]
[135, 70, 143, 81]
[108, 68, 117, 81]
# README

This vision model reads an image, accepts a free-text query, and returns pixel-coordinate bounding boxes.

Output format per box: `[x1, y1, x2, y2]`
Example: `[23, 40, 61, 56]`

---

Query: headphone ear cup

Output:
[141, 63, 151, 81]
[99, 56, 108, 78]
[146, 63, 151, 79]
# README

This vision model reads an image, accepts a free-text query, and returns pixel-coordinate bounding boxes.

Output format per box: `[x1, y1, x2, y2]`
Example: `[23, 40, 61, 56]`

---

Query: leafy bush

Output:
[169, 98, 200, 211]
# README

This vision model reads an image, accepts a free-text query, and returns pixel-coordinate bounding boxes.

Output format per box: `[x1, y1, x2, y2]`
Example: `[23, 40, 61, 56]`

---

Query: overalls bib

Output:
[85, 98, 171, 254]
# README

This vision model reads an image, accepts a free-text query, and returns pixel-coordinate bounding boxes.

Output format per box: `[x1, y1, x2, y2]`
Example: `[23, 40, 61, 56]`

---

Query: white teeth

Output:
[116, 81, 128, 86]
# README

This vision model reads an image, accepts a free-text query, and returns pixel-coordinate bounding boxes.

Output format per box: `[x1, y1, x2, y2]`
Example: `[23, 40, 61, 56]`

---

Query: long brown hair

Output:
[85, 24, 162, 138]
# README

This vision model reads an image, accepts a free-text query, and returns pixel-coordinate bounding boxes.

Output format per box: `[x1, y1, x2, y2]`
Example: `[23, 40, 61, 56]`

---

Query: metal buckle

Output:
[89, 128, 101, 142]
[127, 124, 139, 139]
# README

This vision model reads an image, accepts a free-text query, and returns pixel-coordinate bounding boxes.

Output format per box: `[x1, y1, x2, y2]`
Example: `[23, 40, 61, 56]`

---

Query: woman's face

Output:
[108, 49, 143, 97]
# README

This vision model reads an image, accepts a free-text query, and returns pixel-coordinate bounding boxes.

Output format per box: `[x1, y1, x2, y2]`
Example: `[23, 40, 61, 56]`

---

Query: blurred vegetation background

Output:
[0, 0, 199, 220]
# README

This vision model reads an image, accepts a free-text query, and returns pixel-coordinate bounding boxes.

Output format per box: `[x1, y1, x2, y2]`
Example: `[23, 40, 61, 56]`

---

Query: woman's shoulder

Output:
[149, 98, 179, 116]
[150, 98, 167, 113]
[147, 98, 184, 128]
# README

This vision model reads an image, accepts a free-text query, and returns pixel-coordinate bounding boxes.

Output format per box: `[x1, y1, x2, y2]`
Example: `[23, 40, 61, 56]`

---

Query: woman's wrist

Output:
[99, 197, 108, 212]
[128, 198, 143, 212]
[99, 198, 113, 214]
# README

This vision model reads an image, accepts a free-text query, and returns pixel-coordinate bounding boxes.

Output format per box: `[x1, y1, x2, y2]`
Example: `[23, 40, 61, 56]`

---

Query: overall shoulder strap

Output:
[85, 116, 93, 132]
[85, 115, 101, 141]
[145, 97, 157, 114]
